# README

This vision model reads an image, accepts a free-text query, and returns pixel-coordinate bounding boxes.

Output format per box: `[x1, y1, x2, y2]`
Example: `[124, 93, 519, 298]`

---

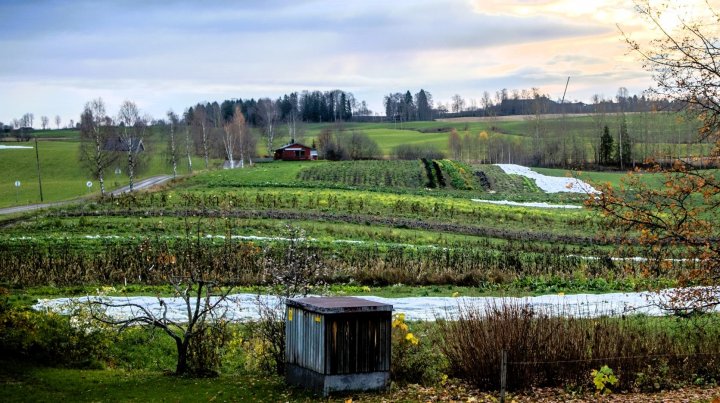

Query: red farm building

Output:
[274, 141, 318, 161]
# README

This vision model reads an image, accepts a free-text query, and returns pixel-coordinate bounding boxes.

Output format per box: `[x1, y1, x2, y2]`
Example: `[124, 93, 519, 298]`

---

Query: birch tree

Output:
[79, 98, 116, 197]
[167, 110, 179, 179]
[192, 106, 210, 169]
[257, 98, 278, 156]
[184, 122, 193, 173]
[117, 100, 143, 192]
[222, 106, 244, 169]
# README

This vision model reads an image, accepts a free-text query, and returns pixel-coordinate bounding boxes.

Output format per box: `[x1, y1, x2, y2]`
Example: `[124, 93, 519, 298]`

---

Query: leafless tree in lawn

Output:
[167, 110, 179, 179]
[222, 106, 245, 169]
[194, 107, 210, 169]
[88, 257, 237, 376]
[116, 100, 144, 192]
[79, 98, 116, 197]
[54, 115, 61, 130]
[40, 116, 49, 130]
[257, 98, 278, 156]
[253, 225, 329, 374]
[451, 94, 465, 113]
[184, 121, 193, 173]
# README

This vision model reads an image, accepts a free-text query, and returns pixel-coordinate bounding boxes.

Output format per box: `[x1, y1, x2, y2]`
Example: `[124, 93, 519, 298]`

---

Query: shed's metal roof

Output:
[287, 296, 392, 314]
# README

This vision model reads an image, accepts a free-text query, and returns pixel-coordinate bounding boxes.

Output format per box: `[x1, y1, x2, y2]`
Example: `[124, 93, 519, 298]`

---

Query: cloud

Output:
[0, 0, 657, 123]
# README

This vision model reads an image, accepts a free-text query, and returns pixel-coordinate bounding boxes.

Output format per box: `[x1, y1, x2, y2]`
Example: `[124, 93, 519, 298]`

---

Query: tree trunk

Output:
[201, 121, 209, 170]
[99, 172, 105, 196]
[95, 132, 106, 197]
[170, 124, 177, 179]
[175, 339, 188, 375]
[127, 147, 135, 192]
[185, 126, 193, 173]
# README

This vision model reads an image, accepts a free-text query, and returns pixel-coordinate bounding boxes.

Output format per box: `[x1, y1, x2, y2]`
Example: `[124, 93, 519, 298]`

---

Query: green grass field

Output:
[0, 139, 214, 208]
[1, 113, 709, 208]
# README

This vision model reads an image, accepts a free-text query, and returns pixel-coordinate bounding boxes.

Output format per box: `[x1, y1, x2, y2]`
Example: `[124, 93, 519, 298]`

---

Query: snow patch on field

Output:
[0, 145, 33, 150]
[471, 199, 582, 209]
[34, 289, 718, 322]
[496, 164, 599, 194]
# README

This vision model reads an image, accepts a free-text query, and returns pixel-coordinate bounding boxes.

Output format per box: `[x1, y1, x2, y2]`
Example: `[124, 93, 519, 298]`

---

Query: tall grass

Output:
[440, 301, 720, 391]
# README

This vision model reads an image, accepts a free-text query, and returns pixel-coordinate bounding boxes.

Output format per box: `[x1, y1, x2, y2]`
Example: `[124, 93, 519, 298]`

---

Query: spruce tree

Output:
[599, 125, 614, 165]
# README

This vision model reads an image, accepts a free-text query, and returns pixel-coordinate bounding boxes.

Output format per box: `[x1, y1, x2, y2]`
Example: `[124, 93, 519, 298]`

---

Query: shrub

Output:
[439, 301, 720, 391]
[0, 290, 110, 368]
[391, 313, 448, 385]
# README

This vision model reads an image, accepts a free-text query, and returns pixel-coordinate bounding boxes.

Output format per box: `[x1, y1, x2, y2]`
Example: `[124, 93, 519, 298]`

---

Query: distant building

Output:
[104, 137, 145, 153]
[274, 141, 317, 161]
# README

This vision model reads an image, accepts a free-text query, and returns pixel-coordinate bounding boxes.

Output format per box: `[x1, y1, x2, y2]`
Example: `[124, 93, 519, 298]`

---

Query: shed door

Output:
[325, 312, 391, 374]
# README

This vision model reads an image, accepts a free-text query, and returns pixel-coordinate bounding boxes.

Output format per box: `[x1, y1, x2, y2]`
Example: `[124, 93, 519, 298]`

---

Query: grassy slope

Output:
[533, 167, 665, 188]
[0, 139, 213, 208]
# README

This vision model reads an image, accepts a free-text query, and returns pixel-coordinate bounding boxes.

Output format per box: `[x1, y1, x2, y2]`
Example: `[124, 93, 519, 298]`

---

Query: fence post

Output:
[500, 349, 507, 403]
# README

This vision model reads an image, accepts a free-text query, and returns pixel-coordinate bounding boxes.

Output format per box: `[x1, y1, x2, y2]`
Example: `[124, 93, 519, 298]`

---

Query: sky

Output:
[0, 0, 712, 127]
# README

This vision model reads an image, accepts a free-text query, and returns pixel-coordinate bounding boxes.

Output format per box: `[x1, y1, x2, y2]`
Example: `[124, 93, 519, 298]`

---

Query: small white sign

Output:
[86, 181, 93, 188]
[14, 180, 21, 187]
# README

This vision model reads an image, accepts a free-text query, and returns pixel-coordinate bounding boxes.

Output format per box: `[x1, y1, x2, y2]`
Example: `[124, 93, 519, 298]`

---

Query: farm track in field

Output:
[56, 208, 605, 245]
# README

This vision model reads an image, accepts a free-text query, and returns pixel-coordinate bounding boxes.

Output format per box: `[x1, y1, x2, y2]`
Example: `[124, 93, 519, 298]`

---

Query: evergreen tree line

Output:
[182, 89, 360, 129]
[383, 89, 433, 122]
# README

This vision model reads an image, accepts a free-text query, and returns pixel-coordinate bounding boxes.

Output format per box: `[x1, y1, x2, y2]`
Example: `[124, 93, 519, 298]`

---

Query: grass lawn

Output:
[0, 361, 317, 402]
[532, 167, 665, 189]
[0, 139, 214, 208]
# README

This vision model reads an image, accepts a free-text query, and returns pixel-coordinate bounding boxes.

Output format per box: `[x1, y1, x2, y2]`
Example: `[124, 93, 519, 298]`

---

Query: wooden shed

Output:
[285, 296, 392, 396]
[273, 141, 317, 161]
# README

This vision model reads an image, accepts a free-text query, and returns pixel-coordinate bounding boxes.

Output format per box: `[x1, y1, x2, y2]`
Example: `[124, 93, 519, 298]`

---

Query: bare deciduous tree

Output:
[222, 106, 246, 169]
[40, 116, 49, 130]
[257, 98, 278, 156]
[451, 94, 465, 113]
[117, 100, 144, 192]
[54, 115, 61, 130]
[253, 226, 329, 375]
[194, 107, 210, 169]
[167, 110, 179, 179]
[79, 98, 116, 196]
[89, 270, 236, 375]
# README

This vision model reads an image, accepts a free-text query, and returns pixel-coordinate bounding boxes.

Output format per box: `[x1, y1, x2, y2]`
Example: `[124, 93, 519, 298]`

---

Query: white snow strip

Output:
[33, 288, 719, 323]
[496, 164, 599, 194]
[0, 145, 33, 149]
[471, 199, 582, 209]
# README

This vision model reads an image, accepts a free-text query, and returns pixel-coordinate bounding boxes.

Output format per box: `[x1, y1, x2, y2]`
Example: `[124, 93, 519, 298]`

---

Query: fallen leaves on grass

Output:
[340, 381, 720, 402]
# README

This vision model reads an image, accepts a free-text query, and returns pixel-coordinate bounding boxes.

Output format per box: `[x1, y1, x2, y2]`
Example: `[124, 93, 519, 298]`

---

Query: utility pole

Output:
[560, 77, 570, 167]
[34, 135, 44, 202]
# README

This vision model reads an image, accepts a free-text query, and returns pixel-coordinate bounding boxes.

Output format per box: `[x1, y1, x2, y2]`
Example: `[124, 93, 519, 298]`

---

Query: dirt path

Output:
[0, 175, 174, 215]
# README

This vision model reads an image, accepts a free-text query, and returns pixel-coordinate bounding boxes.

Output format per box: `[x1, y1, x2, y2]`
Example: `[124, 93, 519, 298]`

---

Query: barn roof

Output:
[104, 137, 145, 152]
[275, 140, 314, 151]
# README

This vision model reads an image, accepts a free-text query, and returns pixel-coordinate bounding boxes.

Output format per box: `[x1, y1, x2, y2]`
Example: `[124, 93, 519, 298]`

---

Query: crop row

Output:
[0, 236, 680, 289]
[45, 208, 599, 246]
[86, 189, 595, 236]
[297, 160, 426, 188]
[296, 160, 514, 192]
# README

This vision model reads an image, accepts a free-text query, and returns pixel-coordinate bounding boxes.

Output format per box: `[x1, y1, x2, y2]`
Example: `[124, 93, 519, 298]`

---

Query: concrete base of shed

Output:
[286, 364, 389, 397]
